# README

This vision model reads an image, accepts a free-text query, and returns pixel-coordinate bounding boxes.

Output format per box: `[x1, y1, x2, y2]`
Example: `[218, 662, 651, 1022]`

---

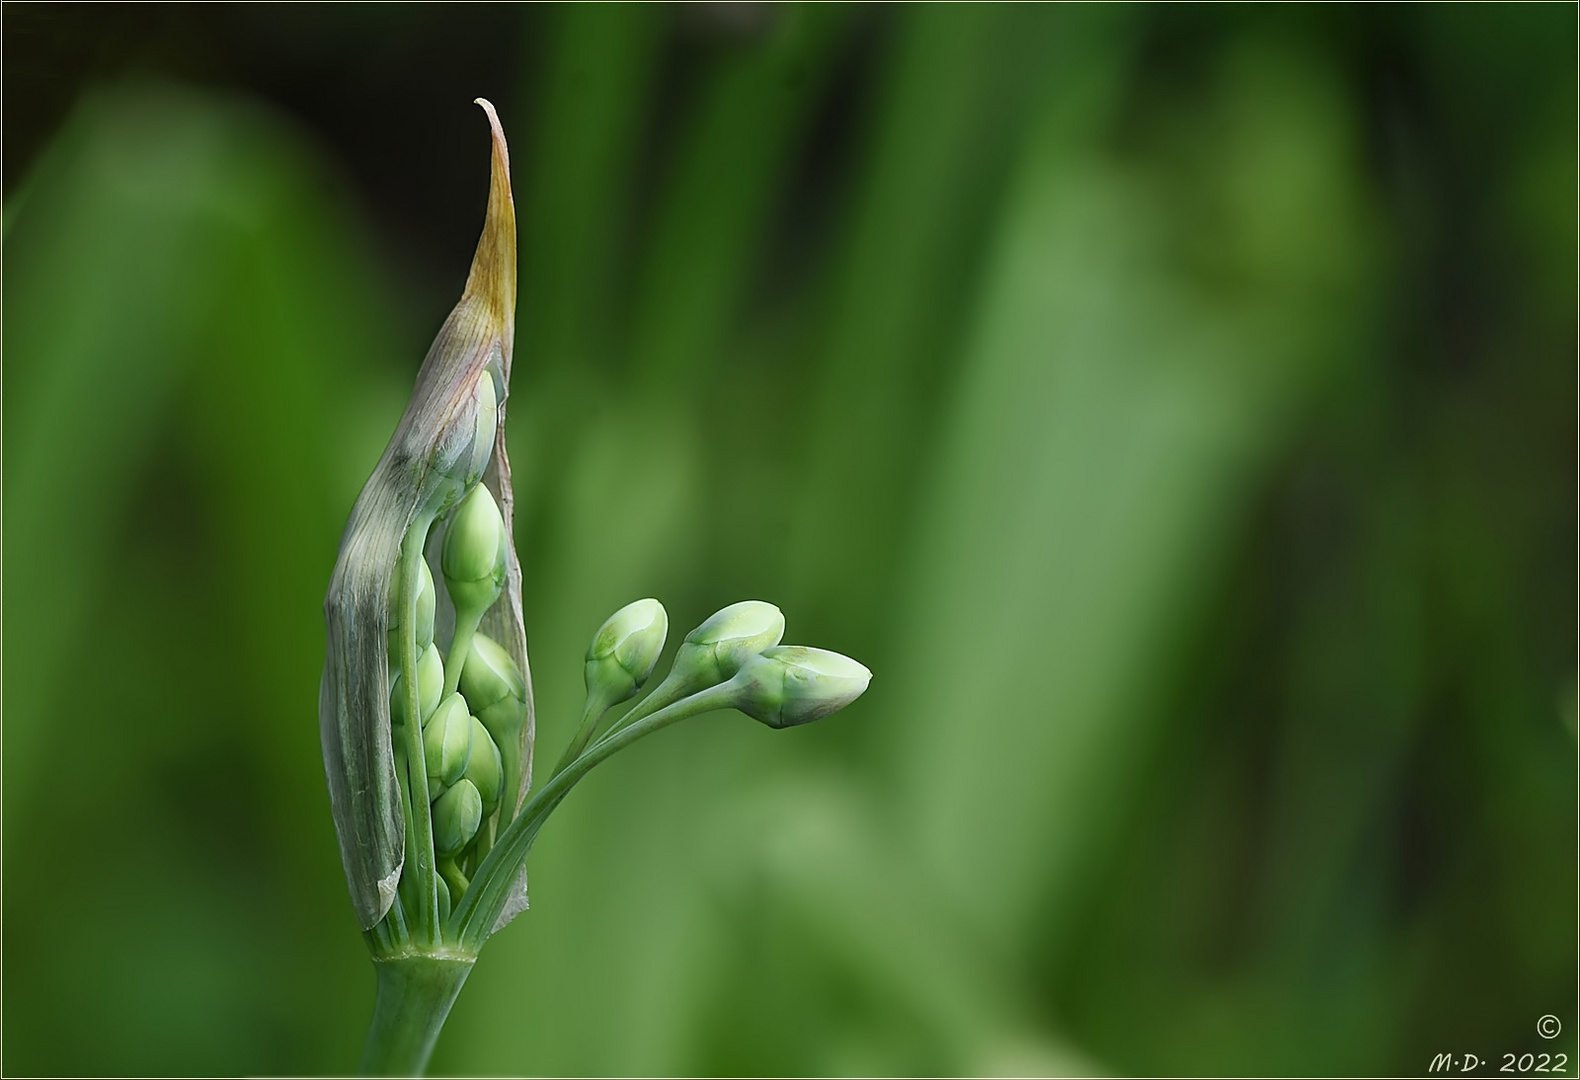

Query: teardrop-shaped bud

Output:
[460, 632, 528, 735]
[673, 601, 785, 689]
[423, 693, 474, 792]
[460, 371, 498, 489]
[585, 598, 668, 706]
[436, 870, 454, 923]
[442, 482, 506, 615]
[387, 556, 437, 666]
[390, 643, 445, 728]
[463, 715, 503, 816]
[433, 779, 484, 857]
[732, 646, 871, 728]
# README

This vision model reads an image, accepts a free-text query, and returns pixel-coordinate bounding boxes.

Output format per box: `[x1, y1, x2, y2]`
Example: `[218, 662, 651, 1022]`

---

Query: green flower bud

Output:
[463, 716, 503, 816]
[461, 371, 498, 488]
[460, 632, 528, 737]
[442, 483, 506, 616]
[390, 643, 444, 728]
[387, 557, 437, 666]
[432, 779, 483, 857]
[436, 871, 453, 924]
[731, 646, 871, 729]
[423, 693, 474, 793]
[585, 598, 668, 705]
[673, 600, 785, 688]
[429, 372, 502, 515]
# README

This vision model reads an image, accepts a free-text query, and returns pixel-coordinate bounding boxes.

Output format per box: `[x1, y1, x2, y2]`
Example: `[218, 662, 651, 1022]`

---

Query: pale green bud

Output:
[460, 632, 528, 738]
[732, 646, 871, 729]
[390, 643, 444, 728]
[442, 482, 506, 615]
[423, 693, 474, 793]
[387, 557, 437, 666]
[429, 372, 501, 513]
[433, 779, 483, 857]
[436, 871, 453, 923]
[672, 600, 785, 689]
[585, 599, 668, 705]
[462, 371, 498, 488]
[463, 716, 503, 815]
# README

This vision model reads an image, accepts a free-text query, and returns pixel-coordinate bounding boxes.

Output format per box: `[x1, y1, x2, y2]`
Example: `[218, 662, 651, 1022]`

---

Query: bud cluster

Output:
[383, 426, 525, 915]
[558, 597, 871, 780]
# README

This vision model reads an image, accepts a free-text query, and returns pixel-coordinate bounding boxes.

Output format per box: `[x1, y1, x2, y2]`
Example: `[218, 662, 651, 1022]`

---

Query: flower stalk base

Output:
[359, 955, 476, 1077]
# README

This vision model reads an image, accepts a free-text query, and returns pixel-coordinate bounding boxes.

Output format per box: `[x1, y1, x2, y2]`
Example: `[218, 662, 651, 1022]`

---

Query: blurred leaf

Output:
[4, 80, 409, 1075]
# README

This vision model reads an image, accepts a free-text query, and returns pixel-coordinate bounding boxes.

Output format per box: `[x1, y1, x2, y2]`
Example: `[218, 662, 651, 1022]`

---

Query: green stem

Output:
[599, 668, 690, 738]
[443, 609, 483, 698]
[398, 524, 441, 943]
[359, 955, 475, 1077]
[439, 857, 470, 902]
[495, 721, 524, 827]
[551, 693, 611, 778]
[450, 681, 740, 949]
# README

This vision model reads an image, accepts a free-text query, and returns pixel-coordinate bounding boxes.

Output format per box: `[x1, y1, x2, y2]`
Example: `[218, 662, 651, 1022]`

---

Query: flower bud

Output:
[585, 599, 668, 706]
[390, 643, 445, 728]
[423, 693, 474, 793]
[432, 779, 483, 857]
[672, 600, 785, 688]
[463, 716, 503, 816]
[428, 371, 502, 514]
[460, 632, 528, 738]
[732, 646, 871, 729]
[436, 871, 454, 924]
[386, 557, 437, 666]
[442, 483, 506, 616]
[461, 371, 498, 489]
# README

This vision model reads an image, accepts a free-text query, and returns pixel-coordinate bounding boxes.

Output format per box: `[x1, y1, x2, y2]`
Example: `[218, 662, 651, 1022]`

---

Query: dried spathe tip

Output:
[467, 98, 516, 342]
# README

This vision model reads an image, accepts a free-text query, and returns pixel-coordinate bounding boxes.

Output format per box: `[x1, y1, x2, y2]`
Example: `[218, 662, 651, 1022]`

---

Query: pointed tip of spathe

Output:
[462, 96, 517, 356]
[473, 98, 510, 175]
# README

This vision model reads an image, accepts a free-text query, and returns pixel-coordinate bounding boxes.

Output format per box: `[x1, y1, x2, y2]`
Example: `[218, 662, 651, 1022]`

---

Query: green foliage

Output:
[4, 5, 1574, 1076]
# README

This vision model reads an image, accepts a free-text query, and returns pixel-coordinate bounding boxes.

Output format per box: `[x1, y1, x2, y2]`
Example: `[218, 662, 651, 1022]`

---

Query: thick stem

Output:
[359, 955, 475, 1077]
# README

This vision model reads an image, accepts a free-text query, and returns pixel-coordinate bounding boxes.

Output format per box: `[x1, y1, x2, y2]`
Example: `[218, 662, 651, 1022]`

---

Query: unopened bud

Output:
[430, 371, 501, 511]
[732, 646, 871, 729]
[585, 598, 668, 706]
[391, 643, 445, 728]
[460, 632, 528, 739]
[433, 779, 483, 857]
[442, 483, 507, 615]
[672, 601, 785, 689]
[387, 557, 437, 665]
[461, 371, 498, 488]
[423, 693, 474, 793]
[463, 716, 503, 815]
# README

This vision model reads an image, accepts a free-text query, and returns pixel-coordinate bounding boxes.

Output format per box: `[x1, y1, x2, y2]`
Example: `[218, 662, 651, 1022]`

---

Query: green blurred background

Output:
[5, 4, 1574, 1076]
